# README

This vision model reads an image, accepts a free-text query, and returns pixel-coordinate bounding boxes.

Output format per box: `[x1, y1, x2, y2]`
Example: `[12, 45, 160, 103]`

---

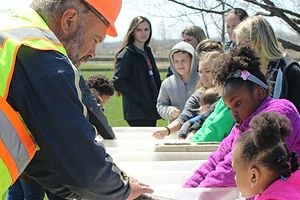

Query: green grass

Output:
[80, 63, 168, 127]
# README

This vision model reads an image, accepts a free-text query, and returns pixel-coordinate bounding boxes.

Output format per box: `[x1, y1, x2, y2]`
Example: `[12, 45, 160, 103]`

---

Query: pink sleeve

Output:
[183, 126, 239, 187]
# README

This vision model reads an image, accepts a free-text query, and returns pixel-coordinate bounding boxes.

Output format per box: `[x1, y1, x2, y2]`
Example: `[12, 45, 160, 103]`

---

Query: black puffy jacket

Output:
[113, 44, 162, 120]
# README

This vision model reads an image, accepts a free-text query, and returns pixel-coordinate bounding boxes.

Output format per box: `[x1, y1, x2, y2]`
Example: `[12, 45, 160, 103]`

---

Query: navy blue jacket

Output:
[113, 44, 161, 121]
[7, 46, 130, 200]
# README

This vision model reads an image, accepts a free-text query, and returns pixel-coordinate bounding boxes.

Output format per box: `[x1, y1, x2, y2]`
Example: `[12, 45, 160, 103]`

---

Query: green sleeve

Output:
[191, 98, 235, 142]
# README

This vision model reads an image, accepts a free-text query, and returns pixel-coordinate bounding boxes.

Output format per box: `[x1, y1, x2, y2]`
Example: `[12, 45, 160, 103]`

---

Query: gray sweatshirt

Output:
[156, 41, 199, 123]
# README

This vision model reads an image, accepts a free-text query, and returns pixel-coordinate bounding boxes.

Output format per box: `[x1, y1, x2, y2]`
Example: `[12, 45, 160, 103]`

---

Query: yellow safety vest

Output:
[0, 6, 67, 196]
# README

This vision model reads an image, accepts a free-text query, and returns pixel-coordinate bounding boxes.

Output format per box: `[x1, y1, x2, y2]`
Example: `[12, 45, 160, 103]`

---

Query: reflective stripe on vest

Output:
[0, 97, 37, 173]
[0, 28, 66, 98]
[0, 7, 67, 195]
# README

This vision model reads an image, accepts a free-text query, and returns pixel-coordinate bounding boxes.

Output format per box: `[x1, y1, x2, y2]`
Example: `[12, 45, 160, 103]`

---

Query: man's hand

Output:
[126, 177, 154, 200]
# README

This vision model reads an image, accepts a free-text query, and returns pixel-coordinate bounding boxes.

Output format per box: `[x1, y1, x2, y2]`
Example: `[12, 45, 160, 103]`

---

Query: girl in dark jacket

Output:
[113, 16, 161, 126]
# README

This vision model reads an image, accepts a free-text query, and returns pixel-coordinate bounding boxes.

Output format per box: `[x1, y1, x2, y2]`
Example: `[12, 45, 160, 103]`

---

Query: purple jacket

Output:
[184, 97, 300, 187]
[254, 169, 300, 200]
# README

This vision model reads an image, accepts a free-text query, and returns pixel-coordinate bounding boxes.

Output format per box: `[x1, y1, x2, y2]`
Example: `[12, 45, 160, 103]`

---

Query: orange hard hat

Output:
[84, 0, 122, 37]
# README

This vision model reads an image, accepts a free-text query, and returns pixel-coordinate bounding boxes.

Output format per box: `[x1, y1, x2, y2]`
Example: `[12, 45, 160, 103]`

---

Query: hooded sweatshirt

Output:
[156, 41, 199, 123]
[184, 97, 300, 188]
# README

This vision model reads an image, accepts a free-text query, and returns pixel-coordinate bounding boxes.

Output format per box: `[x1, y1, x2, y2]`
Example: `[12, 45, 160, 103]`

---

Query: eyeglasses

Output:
[81, 0, 110, 28]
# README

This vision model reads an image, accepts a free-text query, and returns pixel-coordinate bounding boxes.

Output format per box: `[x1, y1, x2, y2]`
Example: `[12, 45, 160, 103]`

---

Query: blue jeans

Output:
[6, 178, 44, 200]
[6, 178, 64, 200]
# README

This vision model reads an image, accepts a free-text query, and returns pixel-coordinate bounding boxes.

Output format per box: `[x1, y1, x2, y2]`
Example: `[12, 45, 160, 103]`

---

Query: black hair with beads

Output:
[237, 112, 299, 179]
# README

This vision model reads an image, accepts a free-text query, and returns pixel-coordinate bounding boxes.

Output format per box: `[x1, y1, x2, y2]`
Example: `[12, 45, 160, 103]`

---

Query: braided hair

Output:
[237, 112, 299, 179]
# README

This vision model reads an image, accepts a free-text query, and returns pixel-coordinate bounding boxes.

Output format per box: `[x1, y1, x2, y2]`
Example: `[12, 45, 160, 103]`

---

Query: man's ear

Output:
[60, 8, 79, 34]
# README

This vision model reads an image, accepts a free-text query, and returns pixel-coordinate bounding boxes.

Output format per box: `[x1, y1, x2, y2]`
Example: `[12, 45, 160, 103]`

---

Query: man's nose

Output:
[88, 47, 96, 58]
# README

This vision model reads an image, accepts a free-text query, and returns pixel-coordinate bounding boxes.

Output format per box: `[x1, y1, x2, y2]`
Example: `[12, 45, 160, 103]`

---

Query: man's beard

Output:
[61, 24, 85, 68]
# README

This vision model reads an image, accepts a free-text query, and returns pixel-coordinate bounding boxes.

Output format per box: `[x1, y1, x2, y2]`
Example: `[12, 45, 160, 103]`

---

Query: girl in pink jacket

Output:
[183, 44, 300, 188]
[232, 112, 300, 200]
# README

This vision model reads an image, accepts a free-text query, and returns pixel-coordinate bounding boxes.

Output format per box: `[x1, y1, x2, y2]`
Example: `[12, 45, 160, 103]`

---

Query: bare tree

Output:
[168, 0, 300, 51]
